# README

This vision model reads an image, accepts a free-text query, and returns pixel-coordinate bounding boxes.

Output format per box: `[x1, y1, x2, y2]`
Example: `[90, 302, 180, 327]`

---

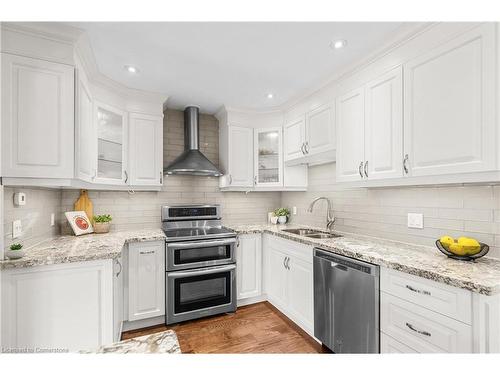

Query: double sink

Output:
[281, 228, 342, 239]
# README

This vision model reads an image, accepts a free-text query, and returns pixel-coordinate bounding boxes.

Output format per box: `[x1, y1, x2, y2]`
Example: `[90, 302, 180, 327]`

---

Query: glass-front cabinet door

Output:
[254, 127, 283, 187]
[94, 102, 128, 185]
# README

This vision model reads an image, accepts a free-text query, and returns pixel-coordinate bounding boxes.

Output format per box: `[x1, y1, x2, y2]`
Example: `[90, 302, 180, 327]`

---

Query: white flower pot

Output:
[5, 249, 25, 260]
[278, 216, 287, 224]
[270, 216, 279, 224]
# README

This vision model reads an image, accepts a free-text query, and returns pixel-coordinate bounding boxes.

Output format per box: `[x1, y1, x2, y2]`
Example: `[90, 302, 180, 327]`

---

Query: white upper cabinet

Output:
[403, 24, 496, 177]
[305, 102, 335, 156]
[365, 66, 404, 180]
[283, 116, 306, 161]
[221, 125, 254, 188]
[94, 101, 128, 185]
[336, 87, 365, 182]
[1, 53, 75, 178]
[254, 127, 283, 187]
[75, 67, 96, 183]
[129, 113, 163, 186]
[283, 103, 336, 166]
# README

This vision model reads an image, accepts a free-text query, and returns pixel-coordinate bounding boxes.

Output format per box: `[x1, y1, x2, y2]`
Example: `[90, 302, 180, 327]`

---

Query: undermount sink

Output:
[281, 228, 342, 239]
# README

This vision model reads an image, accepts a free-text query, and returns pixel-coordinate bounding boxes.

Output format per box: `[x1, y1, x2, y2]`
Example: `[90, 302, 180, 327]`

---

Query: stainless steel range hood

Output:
[164, 106, 223, 177]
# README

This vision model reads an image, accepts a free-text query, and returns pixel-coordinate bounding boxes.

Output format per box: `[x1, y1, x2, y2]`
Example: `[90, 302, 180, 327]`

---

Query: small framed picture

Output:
[65, 211, 94, 236]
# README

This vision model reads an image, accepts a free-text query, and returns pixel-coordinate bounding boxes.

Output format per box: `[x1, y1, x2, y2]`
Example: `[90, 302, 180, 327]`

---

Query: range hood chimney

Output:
[164, 106, 223, 177]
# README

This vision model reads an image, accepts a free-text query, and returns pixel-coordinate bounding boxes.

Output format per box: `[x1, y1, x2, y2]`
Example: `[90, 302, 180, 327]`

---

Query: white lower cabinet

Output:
[236, 234, 262, 302]
[1, 260, 115, 351]
[380, 268, 476, 353]
[126, 241, 165, 321]
[264, 235, 314, 335]
[113, 257, 124, 342]
[381, 333, 417, 353]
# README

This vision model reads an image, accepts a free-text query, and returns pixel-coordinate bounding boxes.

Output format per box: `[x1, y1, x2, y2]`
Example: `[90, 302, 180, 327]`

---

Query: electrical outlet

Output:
[12, 220, 22, 239]
[292, 206, 297, 215]
[407, 213, 424, 229]
[51, 213, 55, 226]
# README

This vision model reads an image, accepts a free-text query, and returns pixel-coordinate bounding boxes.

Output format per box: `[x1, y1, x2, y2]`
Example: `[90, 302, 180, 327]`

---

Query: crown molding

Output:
[1, 22, 83, 45]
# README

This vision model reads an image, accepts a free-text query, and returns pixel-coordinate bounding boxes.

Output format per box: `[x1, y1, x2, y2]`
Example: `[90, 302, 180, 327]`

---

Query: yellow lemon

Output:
[457, 237, 481, 255]
[449, 243, 468, 256]
[439, 236, 455, 249]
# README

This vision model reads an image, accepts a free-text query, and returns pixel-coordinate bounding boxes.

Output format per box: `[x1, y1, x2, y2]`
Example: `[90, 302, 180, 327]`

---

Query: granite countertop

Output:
[85, 330, 181, 354]
[225, 223, 500, 296]
[0, 229, 166, 270]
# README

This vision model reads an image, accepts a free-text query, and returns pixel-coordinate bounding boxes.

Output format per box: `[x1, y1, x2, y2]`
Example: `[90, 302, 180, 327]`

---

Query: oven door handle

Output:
[167, 238, 236, 250]
[167, 264, 236, 278]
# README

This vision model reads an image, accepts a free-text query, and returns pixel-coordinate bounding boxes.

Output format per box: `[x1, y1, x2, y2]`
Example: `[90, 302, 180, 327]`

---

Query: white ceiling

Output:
[70, 22, 405, 113]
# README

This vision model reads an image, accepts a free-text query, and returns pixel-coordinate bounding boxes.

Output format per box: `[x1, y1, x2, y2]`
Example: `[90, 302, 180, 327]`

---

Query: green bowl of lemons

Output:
[436, 236, 489, 261]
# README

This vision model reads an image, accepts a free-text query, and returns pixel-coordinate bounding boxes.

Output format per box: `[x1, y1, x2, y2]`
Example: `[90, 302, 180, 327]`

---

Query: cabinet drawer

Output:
[381, 268, 471, 324]
[381, 292, 472, 353]
[381, 333, 417, 353]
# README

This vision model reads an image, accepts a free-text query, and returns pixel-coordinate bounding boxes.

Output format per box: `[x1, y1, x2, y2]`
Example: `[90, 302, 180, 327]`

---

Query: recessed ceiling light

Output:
[267, 93, 274, 99]
[330, 39, 347, 50]
[125, 65, 139, 74]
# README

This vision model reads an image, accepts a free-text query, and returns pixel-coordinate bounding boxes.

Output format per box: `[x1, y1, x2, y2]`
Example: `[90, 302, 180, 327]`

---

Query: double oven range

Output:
[162, 204, 237, 325]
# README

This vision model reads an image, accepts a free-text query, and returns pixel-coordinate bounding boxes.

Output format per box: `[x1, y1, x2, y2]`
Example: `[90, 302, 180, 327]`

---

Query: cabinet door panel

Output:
[287, 255, 314, 333]
[404, 24, 496, 177]
[284, 116, 306, 161]
[127, 241, 165, 321]
[306, 103, 335, 156]
[336, 88, 365, 182]
[365, 66, 403, 180]
[236, 234, 262, 300]
[129, 113, 163, 186]
[75, 68, 96, 182]
[1, 53, 74, 178]
[254, 127, 283, 187]
[266, 246, 288, 310]
[228, 126, 254, 187]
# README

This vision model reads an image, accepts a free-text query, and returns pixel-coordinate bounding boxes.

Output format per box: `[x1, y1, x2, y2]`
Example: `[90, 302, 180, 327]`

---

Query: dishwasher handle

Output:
[314, 248, 379, 276]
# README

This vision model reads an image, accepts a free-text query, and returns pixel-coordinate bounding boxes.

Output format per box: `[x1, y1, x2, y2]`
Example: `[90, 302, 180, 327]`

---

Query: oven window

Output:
[174, 271, 231, 314]
[174, 245, 230, 265]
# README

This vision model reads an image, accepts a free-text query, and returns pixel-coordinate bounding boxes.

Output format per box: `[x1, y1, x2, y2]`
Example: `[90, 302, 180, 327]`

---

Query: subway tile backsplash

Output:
[281, 163, 500, 259]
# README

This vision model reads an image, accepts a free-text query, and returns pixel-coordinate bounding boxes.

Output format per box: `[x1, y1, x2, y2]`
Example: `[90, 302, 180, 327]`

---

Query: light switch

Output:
[12, 220, 22, 238]
[407, 213, 424, 229]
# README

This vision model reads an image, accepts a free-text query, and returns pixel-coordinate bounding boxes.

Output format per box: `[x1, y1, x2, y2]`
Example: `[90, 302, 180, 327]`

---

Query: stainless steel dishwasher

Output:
[313, 248, 379, 353]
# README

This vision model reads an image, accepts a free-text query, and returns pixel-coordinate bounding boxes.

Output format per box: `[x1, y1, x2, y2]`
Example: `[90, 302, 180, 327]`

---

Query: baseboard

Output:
[122, 315, 165, 332]
[237, 294, 267, 307]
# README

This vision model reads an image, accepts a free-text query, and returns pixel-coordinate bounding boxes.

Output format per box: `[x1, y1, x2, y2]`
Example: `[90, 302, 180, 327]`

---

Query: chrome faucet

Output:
[308, 197, 335, 232]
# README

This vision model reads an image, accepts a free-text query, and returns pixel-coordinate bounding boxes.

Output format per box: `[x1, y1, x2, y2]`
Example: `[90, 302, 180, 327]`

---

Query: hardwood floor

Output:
[121, 302, 328, 354]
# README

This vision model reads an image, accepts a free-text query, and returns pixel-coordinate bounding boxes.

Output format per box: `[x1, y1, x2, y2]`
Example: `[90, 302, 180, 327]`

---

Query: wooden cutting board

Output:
[74, 189, 93, 222]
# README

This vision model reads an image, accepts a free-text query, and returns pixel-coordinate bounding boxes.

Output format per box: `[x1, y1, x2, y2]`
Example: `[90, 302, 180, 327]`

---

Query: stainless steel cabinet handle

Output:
[124, 170, 129, 183]
[115, 259, 122, 277]
[236, 237, 240, 247]
[283, 257, 287, 269]
[305, 142, 310, 154]
[286, 257, 290, 270]
[229, 174, 233, 185]
[160, 171, 163, 185]
[403, 154, 409, 174]
[405, 322, 431, 337]
[300, 143, 306, 155]
[364, 161, 369, 178]
[358, 161, 364, 178]
[139, 250, 155, 255]
[405, 284, 431, 296]
[254, 175, 257, 185]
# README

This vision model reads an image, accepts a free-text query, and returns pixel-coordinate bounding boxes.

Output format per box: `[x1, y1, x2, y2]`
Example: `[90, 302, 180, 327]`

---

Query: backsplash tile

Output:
[281, 163, 500, 260]
[3, 187, 61, 249]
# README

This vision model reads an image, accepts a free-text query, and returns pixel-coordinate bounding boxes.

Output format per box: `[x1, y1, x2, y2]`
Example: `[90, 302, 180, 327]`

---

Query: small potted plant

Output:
[93, 214, 112, 234]
[6, 243, 25, 260]
[274, 208, 290, 224]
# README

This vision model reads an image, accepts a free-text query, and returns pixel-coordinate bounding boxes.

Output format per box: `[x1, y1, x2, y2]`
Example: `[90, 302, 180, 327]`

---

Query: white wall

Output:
[282, 163, 500, 259]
